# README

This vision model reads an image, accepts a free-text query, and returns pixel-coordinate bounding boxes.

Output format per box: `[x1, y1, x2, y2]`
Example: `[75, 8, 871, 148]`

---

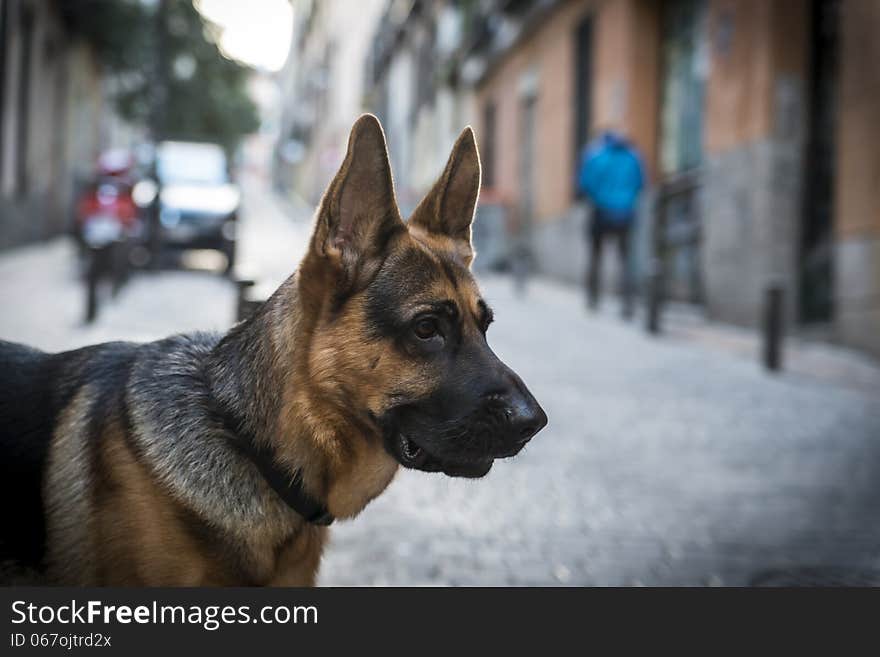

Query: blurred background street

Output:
[1, 0, 880, 585]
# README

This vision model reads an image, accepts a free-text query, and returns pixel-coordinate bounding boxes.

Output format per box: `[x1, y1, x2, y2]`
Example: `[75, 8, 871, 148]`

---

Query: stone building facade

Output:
[469, 0, 880, 357]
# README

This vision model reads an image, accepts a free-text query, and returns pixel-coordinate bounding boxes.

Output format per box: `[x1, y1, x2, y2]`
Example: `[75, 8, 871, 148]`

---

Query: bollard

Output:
[236, 278, 257, 322]
[763, 284, 784, 371]
[645, 266, 662, 334]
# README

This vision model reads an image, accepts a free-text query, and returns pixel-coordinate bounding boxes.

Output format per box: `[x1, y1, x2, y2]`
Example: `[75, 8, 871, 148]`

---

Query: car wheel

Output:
[222, 239, 236, 275]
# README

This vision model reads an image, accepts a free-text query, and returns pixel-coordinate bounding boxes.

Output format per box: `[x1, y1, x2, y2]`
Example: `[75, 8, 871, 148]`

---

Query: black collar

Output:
[220, 410, 334, 526]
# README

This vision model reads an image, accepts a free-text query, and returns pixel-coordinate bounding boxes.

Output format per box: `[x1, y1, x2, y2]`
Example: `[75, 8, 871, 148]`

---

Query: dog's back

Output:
[0, 339, 138, 576]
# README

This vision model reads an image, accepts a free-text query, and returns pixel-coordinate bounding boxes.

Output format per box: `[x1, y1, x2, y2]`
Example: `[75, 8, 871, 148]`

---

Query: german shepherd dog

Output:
[0, 115, 546, 586]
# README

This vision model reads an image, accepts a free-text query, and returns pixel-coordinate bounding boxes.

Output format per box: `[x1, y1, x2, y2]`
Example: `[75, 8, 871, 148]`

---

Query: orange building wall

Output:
[592, 0, 659, 179]
[703, 0, 775, 154]
[703, 0, 809, 152]
[835, 0, 880, 238]
[476, 0, 659, 224]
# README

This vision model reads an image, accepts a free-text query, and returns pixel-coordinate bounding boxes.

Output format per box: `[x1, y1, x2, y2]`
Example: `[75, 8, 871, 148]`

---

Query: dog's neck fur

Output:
[205, 265, 398, 522]
[207, 276, 297, 452]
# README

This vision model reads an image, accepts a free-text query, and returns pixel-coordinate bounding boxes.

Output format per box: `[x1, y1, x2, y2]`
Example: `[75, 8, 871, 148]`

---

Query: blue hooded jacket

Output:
[578, 131, 645, 223]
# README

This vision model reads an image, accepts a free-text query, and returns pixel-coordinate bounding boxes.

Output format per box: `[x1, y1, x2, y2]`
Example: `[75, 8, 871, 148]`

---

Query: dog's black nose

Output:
[506, 393, 548, 443]
[483, 359, 548, 448]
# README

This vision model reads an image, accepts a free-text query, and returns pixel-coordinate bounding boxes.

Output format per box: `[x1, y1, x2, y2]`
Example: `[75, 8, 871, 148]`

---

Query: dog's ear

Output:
[409, 127, 481, 265]
[312, 114, 403, 285]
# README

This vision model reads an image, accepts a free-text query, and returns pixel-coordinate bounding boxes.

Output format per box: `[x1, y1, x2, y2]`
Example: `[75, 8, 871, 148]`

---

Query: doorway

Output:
[656, 0, 707, 303]
[799, 0, 840, 323]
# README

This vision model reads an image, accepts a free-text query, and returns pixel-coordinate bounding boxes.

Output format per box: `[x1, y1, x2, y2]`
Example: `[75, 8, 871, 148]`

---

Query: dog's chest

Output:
[325, 443, 399, 519]
[260, 524, 328, 586]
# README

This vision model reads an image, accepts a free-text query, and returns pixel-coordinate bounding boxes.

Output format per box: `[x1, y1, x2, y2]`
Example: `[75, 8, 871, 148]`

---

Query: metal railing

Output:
[645, 167, 703, 334]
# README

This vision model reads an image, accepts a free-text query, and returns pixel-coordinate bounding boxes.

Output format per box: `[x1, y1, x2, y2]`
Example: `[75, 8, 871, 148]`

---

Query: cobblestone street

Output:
[2, 179, 879, 586]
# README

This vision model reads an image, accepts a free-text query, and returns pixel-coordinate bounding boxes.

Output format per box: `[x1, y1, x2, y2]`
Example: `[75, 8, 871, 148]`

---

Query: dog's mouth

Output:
[392, 433, 493, 478]
[398, 434, 428, 467]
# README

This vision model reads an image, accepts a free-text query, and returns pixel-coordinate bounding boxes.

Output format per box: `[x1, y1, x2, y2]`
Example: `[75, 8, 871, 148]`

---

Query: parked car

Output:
[154, 141, 240, 273]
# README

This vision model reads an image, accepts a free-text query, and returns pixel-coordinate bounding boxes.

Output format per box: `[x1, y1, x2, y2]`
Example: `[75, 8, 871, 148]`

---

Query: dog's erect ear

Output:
[409, 127, 481, 265]
[312, 114, 403, 284]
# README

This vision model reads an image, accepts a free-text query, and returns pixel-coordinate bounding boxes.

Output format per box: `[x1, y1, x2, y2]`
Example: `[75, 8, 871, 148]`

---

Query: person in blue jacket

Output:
[577, 129, 645, 318]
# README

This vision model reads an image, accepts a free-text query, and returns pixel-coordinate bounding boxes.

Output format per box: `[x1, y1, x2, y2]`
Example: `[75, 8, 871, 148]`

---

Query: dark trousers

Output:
[586, 210, 634, 317]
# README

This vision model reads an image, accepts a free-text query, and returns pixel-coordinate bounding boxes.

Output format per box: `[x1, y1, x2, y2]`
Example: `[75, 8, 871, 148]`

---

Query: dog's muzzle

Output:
[385, 388, 547, 478]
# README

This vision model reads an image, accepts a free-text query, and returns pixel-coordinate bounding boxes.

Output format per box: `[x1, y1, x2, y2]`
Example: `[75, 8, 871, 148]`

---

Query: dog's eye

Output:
[413, 317, 439, 340]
